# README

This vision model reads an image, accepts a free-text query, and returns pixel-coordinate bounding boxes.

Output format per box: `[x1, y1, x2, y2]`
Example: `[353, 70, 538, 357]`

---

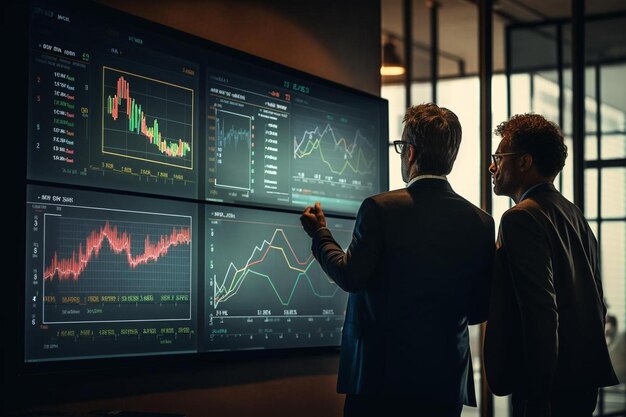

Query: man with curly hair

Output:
[484, 114, 618, 417]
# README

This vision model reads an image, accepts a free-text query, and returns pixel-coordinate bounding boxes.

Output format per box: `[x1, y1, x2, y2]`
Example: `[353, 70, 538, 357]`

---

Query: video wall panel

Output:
[23, 0, 387, 363]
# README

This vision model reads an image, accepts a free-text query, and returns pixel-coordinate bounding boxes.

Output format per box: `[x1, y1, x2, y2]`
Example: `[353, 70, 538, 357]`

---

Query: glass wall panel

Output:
[492, 74, 508, 128]
[382, 84, 412, 191]
[586, 135, 598, 160]
[600, 64, 626, 133]
[562, 69, 572, 136]
[601, 134, 626, 160]
[509, 26, 557, 74]
[601, 221, 626, 337]
[601, 103, 625, 133]
[561, 68, 597, 136]
[532, 72, 560, 123]
[559, 137, 574, 202]
[584, 168, 598, 219]
[411, 82, 432, 108]
[587, 17, 626, 64]
[601, 168, 626, 218]
[588, 220, 598, 240]
[382, 84, 409, 145]
[438, 77, 480, 206]
[387, 146, 404, 191]
[510, 74, 531, 116]
[492, 74, 513, 227]
[585, 68, 598, 134]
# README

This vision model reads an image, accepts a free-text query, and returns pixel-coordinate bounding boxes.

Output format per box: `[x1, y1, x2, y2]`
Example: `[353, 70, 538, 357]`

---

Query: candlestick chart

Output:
[102, 67, 194, 170]
[28, 31, 199, 198]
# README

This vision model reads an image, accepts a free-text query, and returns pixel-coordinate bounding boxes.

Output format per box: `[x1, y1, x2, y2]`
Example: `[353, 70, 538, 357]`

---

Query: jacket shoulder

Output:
[371, 188, 410, 200]
[366, 188, 411, 207]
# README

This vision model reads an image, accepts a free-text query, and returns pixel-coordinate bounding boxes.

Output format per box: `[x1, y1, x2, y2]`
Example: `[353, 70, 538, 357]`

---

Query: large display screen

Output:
[25, 185, 198, 362]
[206, 59, 384, 215]
[27, 2, 200, 199]
[21, 0, 388, 365]
[204, 207, 352, 351]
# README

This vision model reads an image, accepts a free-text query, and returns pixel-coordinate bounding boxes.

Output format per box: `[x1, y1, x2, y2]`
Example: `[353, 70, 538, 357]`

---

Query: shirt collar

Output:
[406, 174, 448, 188]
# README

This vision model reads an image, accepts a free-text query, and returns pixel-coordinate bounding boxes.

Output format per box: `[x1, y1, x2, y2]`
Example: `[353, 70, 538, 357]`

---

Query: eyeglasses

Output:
[393, 140, 412, 154]
[491, 152, 522, 166]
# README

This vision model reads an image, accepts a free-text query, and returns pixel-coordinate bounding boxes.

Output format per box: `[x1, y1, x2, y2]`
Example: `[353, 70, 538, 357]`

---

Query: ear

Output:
[407, 142, 417, 164]
[518, 153, 534, 172]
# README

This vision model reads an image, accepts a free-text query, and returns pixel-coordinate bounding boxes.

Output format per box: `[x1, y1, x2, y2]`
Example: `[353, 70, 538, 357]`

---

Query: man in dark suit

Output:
[484, 114, 618, 417]
[300, 103, 495, 417]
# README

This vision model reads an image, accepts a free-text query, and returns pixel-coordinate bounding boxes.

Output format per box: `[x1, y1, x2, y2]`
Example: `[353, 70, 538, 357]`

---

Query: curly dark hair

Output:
[494, 113, 568, 177]
[402, 103, 462, 175]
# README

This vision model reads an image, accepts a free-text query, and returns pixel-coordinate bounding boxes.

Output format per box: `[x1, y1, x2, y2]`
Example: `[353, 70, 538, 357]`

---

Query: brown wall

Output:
[28, 353, 346, 417]
[16, 1, 381, 416]
[98, 0, 381, 95]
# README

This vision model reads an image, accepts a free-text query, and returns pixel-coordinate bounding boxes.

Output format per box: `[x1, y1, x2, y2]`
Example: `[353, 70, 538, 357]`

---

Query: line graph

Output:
[102, 67, 194, 170]
[44, 216, 191, 294]
[206, 207, 352, 316]
[289, 116, 379, 214]
[204, 206, 352, 351]
[214, 228, 340, 307]
[214, 109, 252, 190]
[45, 221, 191, 283]
[26, 186, 198, 361]
[290, 115, 378, 210]
[293, 123, 376, 176]
[40, 204, 193, 324]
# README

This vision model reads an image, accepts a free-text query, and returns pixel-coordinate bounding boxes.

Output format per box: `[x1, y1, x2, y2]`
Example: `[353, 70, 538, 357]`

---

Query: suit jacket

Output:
[311, 179, 495, 406]
[484, 183, 618, 402]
